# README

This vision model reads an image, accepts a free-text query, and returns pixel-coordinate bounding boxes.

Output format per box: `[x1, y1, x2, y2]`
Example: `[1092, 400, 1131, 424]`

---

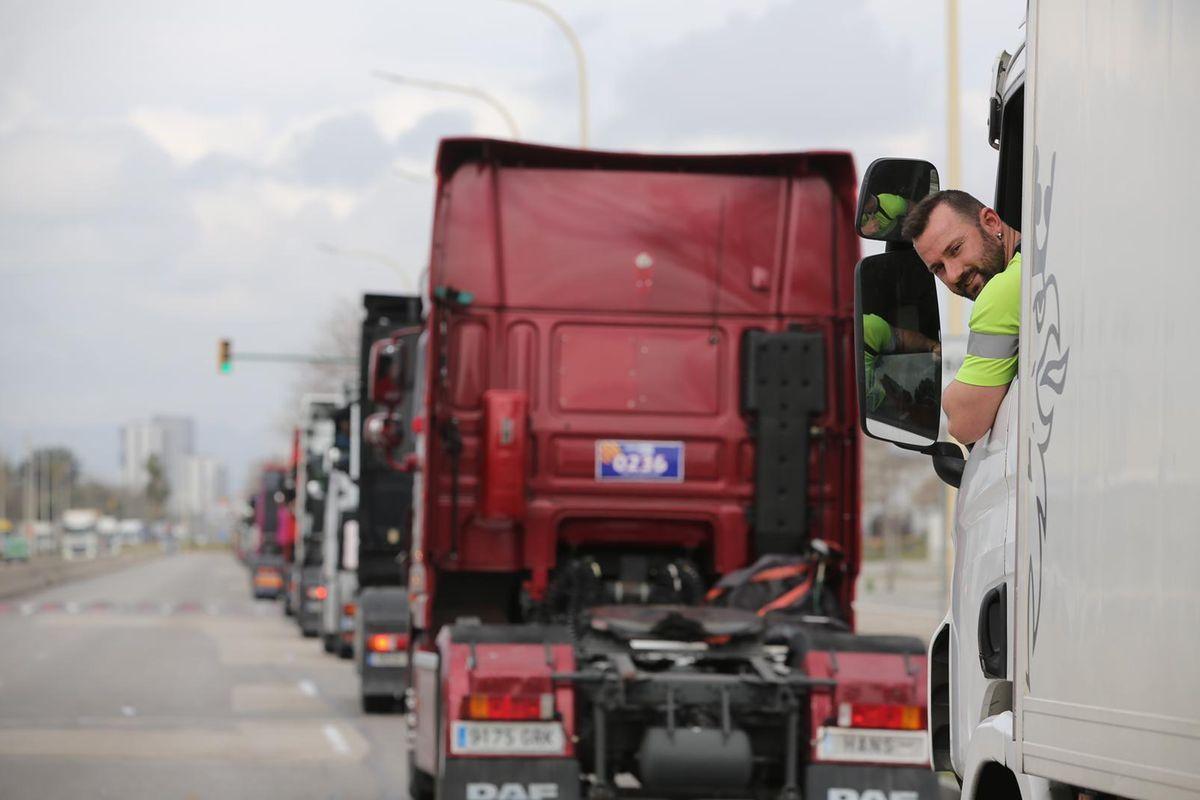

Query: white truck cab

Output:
[320, 400, 360, 658]
[60, 509, 100, 561]
[854, 2, 1200, 797]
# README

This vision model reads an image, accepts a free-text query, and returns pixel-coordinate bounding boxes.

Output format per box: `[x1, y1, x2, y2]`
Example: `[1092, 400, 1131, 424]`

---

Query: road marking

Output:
[121, 706, 137, 717]
[297, 679, 318, 698]
[66, 602, 80, 614]
[19, 603, 33, 616]
[323, 723, 351, 755]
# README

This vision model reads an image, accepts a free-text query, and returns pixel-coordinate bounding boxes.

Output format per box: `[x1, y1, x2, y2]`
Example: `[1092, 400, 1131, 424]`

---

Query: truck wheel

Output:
[407, 751, 435, 800]
[323, 635, 336, 654]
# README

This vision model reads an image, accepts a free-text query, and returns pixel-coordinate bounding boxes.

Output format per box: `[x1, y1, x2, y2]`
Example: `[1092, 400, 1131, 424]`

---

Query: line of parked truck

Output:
[237, 294, 421, 713]
[235, 132, 942, 800]
[231, 5, 1200, 798]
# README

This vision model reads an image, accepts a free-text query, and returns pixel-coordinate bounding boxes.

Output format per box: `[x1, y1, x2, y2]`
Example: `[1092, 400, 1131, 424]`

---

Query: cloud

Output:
[130, 108, 270, 166]
[392, 108, 475, 161]
[604, 1, 926, 151]
[0, 124, 172, 218]
[287, 111, 394, 188]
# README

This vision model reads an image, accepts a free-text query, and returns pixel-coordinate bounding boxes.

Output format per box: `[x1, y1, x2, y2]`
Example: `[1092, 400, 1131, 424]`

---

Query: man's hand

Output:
[943, 380, 1011, 444]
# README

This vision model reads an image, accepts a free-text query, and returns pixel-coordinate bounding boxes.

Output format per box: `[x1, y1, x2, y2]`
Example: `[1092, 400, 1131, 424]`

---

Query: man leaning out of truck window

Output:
[902, 190, 1020, 444]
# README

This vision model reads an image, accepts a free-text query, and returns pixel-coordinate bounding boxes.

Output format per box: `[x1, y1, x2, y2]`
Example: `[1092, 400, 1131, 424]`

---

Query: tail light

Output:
[342, 602, 357, 618]
[306, 585, 327, 600]
[838, 703, 926, 731]
[254, 568, 282, 587]
[367, 632, 410, 653]
[460, 693, 555, 721]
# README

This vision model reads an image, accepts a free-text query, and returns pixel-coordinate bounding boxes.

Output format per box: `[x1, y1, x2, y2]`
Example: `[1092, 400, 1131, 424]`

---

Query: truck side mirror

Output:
[855, 158, 940, 242]
[854, 249, 943, 449]
[368, 337, 406, 406]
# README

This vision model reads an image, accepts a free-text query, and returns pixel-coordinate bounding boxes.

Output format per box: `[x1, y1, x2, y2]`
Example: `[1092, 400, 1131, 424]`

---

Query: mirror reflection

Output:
[858, 251, 942, 444]
[856, 159, 941, 242]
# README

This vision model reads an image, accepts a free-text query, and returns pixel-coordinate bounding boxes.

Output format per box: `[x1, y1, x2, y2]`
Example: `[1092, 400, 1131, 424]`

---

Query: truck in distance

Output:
[60, 509, 101, 561]
[353, 293, 423, 713]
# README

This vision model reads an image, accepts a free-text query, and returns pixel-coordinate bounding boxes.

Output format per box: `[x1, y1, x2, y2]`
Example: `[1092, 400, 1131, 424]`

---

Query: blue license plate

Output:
[595, 440, 684, 482]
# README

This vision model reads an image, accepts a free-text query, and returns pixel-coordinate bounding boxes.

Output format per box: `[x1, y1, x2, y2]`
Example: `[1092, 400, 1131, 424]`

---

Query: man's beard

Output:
[954, 230, 1007, 300]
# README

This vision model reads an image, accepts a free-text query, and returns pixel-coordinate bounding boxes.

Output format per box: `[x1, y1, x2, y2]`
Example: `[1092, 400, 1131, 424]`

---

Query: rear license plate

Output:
[595, 440, 684, 482]
[815, 727, 928, 765]
[450, 722, 565, 755]
[366, 651, 408, 668]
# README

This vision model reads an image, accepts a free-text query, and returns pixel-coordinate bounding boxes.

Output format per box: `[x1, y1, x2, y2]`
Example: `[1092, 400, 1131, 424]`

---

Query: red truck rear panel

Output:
[418, 139, 861, 619]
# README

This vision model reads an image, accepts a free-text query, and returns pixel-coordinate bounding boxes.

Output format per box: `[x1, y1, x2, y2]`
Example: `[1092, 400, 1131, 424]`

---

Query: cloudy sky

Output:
[1, 0, 1025, 489]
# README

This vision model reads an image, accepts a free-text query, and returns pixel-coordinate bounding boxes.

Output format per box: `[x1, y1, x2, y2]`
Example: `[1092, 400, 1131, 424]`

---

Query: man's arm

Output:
[943, 379, 1010, 444]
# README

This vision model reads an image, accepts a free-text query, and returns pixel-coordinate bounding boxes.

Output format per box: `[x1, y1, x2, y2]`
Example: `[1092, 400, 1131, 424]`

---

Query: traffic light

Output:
[218, 339, 233, 374]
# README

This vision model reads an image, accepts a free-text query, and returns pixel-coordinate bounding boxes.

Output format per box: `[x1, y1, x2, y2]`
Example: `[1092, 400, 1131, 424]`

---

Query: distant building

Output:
[180, 456, 227, 518]
[119, 416, 195, 515]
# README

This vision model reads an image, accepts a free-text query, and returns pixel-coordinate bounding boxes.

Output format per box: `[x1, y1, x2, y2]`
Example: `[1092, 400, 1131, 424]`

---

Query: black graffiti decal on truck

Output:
[1027, 149, 1069, 679]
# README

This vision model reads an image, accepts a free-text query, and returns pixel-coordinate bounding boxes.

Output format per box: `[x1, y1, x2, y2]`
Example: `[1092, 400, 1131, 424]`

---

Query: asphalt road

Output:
[0, 551, 410, 800]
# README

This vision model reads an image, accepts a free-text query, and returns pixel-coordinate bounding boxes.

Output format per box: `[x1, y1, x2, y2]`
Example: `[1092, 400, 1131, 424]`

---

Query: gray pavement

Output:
[853, 559, 949, 642]
[0, 551, 410, 800]
[0, 550, 955, 799]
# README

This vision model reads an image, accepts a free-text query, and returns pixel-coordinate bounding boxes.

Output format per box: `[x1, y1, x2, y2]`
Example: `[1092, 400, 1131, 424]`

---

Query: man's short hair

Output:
[901, 189, 986, 241]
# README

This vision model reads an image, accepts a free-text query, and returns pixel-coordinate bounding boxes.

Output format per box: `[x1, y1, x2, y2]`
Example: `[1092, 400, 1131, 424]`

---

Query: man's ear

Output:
[979, 206, 1003, 237]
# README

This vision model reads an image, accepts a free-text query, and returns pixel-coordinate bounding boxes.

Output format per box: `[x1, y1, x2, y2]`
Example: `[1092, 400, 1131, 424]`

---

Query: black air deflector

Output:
[741, 330, 825, 555]
[357, 294, 423, 588]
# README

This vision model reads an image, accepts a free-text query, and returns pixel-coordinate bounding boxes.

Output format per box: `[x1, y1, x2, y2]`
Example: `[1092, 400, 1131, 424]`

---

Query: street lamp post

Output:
[372, 70, 521, 141]
[942, 0, 962, 610]
[497, 0, 588, 147]
[498, 0, 589, 147]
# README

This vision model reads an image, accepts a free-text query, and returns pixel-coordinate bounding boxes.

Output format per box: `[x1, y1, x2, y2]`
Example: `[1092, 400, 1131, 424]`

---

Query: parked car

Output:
[2, 534, 30, 563]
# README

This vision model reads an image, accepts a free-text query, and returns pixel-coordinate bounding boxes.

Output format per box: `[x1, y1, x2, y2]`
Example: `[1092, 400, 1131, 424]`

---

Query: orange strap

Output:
[756, 574, 815, 616]
[750, 564, 810, 583]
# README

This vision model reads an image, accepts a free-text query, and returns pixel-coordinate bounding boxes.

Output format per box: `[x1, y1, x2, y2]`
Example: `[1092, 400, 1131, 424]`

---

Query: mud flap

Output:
[441, 758, 580, 800]
[805, 765, 940, 800]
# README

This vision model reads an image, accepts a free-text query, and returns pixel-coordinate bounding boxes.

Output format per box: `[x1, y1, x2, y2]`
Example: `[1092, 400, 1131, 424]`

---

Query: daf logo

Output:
[828, 790, 919, 800]
[467, 782, 559, 800]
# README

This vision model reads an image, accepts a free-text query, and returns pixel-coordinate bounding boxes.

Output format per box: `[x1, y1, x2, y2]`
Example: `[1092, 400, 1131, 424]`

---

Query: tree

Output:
[276, 297, 362, 439]
[14, 447, 81, 521]
[145, 454, 171, 521]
